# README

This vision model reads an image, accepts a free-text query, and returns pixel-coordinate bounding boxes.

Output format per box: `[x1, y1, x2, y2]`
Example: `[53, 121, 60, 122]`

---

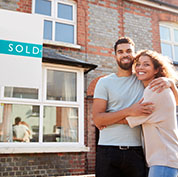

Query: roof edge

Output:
[42, 57, 97, 74]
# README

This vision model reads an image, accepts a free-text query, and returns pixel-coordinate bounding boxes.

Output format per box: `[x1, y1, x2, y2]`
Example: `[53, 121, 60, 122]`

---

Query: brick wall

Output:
[87, 1, 119, 84]
[0, 153, 86, 176]
[151, 8, 178, 52]
[84, 98, 96, 174]
[0, 0, 19, 11]
[0, 0, 31, 13]
[123, 2, 153, 51]
[86, 0, 178, 91]
[16, 0, 32, 13]
[128, 1, 178, 53]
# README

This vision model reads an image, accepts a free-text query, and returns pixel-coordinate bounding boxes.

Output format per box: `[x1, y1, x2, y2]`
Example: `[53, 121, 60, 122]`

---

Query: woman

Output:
[20, 121, 32, 142]
[126, 50, 178, 177]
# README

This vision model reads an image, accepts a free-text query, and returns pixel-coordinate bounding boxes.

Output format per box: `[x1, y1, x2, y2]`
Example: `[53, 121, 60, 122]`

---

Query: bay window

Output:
[0, 65, 86, 153]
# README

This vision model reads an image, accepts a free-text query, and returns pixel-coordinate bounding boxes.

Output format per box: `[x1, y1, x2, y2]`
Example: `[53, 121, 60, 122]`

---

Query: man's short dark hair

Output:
[114, 37, 135, 54]
[15, 117, 21, 124]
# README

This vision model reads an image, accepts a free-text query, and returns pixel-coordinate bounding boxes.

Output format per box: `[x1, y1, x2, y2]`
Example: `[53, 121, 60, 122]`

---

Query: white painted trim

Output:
[32, 0, 79, 47]
[160, 21, 178, 28]
[0, 64, 85, 152]
[159, 22, 178, 61]
[43, 40, 81, 49]
[41, 66, 84, 145]
[78, 71, 84, 145]
[0, 146, 90, 154]
[39, 104, 43, 143]
[43, 63, 84, 71]
[0, 87, 3, 99]
[128, 0, 178, 14]
[42, 62, 84, 72]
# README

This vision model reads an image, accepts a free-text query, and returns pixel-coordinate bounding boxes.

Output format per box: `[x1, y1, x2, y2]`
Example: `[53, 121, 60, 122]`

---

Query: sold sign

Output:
[0, 39, 43, 58]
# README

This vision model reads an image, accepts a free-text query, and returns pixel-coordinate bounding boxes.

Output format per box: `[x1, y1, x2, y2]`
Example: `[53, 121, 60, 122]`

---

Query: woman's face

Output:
[135, 55, 158, 85]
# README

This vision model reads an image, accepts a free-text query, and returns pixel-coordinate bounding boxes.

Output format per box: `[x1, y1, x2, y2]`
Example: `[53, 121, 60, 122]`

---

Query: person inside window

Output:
[13, 117, 31, 142]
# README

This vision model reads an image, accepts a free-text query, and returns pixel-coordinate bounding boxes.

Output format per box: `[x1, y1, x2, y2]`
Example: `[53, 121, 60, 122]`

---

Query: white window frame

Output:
[0, 64, 89, 153]
[32, 0, 81, 49]
[159, 22, 178, 62]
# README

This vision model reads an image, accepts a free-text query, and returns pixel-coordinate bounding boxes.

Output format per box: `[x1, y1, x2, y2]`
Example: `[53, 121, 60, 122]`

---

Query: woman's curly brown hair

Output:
[134, 50, 178, 81]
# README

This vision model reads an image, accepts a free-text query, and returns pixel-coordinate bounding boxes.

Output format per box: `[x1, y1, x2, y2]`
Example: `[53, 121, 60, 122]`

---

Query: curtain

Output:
[60, 73, 77, 142]
[0, 104, 13, 142]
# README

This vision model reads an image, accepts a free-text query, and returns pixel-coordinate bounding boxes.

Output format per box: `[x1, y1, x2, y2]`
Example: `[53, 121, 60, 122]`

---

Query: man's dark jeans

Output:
[96, 145, 148, 177]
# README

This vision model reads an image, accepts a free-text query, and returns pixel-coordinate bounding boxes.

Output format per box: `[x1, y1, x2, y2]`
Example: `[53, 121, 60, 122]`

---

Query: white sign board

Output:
[0, 9, 43, 88]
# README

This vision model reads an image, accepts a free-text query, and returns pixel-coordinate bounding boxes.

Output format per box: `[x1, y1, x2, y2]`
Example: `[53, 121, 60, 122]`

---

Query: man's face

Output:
[115, 43, 135, 70]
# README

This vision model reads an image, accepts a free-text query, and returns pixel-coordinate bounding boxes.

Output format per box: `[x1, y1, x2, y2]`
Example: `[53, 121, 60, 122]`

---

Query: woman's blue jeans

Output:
[149, 165, 178, 177]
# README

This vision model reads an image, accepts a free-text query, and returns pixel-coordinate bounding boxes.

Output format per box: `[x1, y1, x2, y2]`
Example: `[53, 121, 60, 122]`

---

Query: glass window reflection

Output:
[58, 3, 73, 20]
[47, 70, 77, 101]
[174, 29, 178, 42]
[160, 26, 170, 41]
[35, 0, 51, 16]
[4, 87, 38, 99]
[44, 20, 52, 40]
[55, 22, 74, 43]
[161, 43, 172, 59]
[174, 45, 178, 62]
[43, 106, 78, 142]
[0, 104, 39, 142]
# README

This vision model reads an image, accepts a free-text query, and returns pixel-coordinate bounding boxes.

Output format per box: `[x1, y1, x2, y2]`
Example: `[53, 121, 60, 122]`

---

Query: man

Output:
[13, 117, 28, 142]
[93, 37, 176, 177]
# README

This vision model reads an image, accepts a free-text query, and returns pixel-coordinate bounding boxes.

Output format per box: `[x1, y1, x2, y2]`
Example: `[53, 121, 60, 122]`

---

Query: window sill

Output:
[43, 40, 81, 49]
[0, 145, 90, 154]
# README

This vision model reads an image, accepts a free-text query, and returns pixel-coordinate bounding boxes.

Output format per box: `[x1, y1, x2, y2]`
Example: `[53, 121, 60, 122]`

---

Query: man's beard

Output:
[117, 57, 133, 70]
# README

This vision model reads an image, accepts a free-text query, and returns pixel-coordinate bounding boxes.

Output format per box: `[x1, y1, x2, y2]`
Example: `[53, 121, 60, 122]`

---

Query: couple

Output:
[93, 37, 178, 177]
[13, 117, 32, 142]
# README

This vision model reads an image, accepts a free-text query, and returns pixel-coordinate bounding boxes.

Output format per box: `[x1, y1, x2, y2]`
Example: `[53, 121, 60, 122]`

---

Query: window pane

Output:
[44, 20, 52, 40]
[174, 29, 178, 42]
[58, 3, 73, 20]
[174, 45, 178, 62]
[0, 104, 39, 142]
[35, 0, 51, 16]
[43, 106, 78, 142]
[160, 26, 170, 41]
[161, 43, 172, 59]
[47, 70, 77, 101]
[55, 22, 74, 44]
[4, 87, 38, 99]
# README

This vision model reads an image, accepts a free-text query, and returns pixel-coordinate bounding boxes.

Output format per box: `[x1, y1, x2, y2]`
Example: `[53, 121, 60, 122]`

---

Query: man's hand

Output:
[127, 98, 154, 117]
[98, 118, 128, 130]
[117, 118, 128, 125]
[149, 77, 172, 93]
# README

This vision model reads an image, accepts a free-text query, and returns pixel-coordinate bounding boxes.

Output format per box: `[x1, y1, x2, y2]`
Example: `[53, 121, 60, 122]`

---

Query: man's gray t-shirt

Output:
[94, 73, 144, 146]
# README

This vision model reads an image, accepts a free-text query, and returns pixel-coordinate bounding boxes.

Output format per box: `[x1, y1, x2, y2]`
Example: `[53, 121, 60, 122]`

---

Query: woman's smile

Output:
[135, 55, 158, 87]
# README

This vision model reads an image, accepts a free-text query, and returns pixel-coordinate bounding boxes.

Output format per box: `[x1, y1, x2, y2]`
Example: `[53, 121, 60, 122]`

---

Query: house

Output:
[0, 0, 177, 176]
